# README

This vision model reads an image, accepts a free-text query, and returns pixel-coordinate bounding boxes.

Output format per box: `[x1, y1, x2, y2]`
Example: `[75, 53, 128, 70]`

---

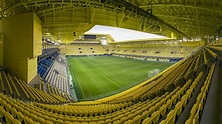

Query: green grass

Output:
[68, 56, 173, 100]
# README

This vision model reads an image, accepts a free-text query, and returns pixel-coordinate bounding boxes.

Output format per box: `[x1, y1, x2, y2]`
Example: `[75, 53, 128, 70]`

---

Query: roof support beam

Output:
[144, 20, 156, 31]
[53, 4, 55, 22]
[72, 6, 74, 22]
[43, 11, 46, 23]
[0, 0, 188, 37]
[21, 0, 29, 10]
[116, 13, 125, 27]
[90, 8, 95, 24]
[155, 14, 220, 26]
[140, 3, 222, 14]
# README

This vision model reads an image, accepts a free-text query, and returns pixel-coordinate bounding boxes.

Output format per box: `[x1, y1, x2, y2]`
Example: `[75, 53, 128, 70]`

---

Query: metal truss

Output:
[0, 0, 187, 38]
[0, 0, 221, 39]
[137, 0, 222, 37]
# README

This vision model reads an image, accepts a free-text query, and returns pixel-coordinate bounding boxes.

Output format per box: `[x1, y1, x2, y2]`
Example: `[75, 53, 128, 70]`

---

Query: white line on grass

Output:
[133, 72, 147, 79]
[71, 65, 86, 98]
[104, 75, 122, 88]
[84, 83, 92, 97]
[122, 64, 150, 72]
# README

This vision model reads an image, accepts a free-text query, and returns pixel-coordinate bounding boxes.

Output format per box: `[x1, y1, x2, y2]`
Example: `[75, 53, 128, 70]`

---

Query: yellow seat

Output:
[112, 115, 122, 122]
[113, 120, 121, 124]
[63, 115, 71, 121]
[76, 117, 85, 122]
[23, 110, 31, 117]
[120, 116, 128, 123]
[0, 106, 5, 117]
[28, 109, 37, 115]
[175, 101, 183, 116]
[126, 113, 134, 121]
[124, 120, 133, 124]
[55, 119, 64, 124]
[131, 115, 142, 124]
[45, 121, 54, 124]
[193, 103, 202, 124]
[181, 95, 188, 107]
[185, 118, 192, 124]
[10, 107, 18, 118]
[71, 122, 80, 124]
[104, 119, 112, 123]
[45, 116, 56, 122]
[141, 117, 152, 124]
[97, 120, 105, 124]
[16, 111, 25, 122]
[88, 122, 97, 124]
[12, 118, 22, 124]
[64, 121, 73, 124]
[166, 110, 176, 124]
[193, 112, 200, 124]
[147, 106, 156, 115]
[159, 119, 167, 124]
[190, 103, 198, 118]
[151, 111, 161, 124]
[166, 100, 173, 110]
[35, 117, 45, 123]
[4, 111, 14, 124]
[5, 103, 12, 112]
[172, 94, 178, 104]
[80, 122, 88, 124]
[159, 104, 167, 116]
[141, 110, 150, 120]
[84, 118, 91, 122]
[24, 116, 35, 124]
[29, 113, 38, 122]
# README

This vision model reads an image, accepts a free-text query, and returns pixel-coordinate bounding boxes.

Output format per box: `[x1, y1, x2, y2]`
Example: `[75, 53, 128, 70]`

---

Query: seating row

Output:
[44, 58, 69, 94]
[0, 70, 203, 123]
[185, 63, 215, 124]
[0, 71, 68, 104]
[0, 44, 220, 123]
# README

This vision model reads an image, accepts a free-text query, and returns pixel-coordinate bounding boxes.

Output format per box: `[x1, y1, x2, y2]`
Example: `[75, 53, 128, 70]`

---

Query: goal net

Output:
[148, 69, 160, 78]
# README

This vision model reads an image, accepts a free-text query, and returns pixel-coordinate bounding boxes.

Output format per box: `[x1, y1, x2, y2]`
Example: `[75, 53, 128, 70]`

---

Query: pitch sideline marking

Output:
[84, 82, 92, 97]
[104, 75, 122, 88]
[71, 64, 86, 98]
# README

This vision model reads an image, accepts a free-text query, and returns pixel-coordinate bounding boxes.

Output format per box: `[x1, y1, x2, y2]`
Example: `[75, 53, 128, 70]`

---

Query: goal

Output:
[148, 69, 160, 78]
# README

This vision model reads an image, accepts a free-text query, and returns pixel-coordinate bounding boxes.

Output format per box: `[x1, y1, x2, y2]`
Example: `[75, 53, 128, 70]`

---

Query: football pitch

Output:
[68, 56, 173, 100]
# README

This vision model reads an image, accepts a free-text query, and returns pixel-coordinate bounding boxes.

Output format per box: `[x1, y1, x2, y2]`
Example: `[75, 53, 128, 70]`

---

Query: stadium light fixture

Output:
[84, 25, 171, 42]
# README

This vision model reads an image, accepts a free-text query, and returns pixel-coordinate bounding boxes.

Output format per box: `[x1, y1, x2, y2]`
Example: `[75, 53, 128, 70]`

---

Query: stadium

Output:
[0, 0, 222, 124]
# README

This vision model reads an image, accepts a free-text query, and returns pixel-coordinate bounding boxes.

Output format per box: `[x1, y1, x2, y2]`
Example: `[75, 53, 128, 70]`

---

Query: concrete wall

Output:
[0, 34, 3, 65]
[178, 41, 201, 46]
[33, 14, 42, 57]
[0, 12, 42, 82]
[59, 45, 66, 54]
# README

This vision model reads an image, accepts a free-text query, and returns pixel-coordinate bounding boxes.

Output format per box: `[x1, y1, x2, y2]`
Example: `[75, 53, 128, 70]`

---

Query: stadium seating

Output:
[38, 52, 58, 79]
[65, 44, 106, 56]
[0, 71, 69, 104]
[38, 51, 70, 97]
[0, 67, 205, 123]
[64, 43, 199, 63]
[44, 55, 69, 94]
[111, 45, 200, 59]
[0, 41, 221, 123]
[185, 63, 215, 124]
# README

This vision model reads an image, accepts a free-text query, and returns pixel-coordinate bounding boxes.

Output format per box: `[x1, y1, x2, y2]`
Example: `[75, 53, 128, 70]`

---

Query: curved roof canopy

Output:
[85, 25, 170, 42]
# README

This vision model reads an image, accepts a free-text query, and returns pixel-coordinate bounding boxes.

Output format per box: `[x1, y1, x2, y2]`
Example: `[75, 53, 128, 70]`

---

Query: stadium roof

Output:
[84, 25, 170, 42]
[0, 0, 221, 42]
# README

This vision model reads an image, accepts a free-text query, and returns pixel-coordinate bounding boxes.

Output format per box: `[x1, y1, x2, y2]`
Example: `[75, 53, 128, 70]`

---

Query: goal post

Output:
[148, 69, 160, 78]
